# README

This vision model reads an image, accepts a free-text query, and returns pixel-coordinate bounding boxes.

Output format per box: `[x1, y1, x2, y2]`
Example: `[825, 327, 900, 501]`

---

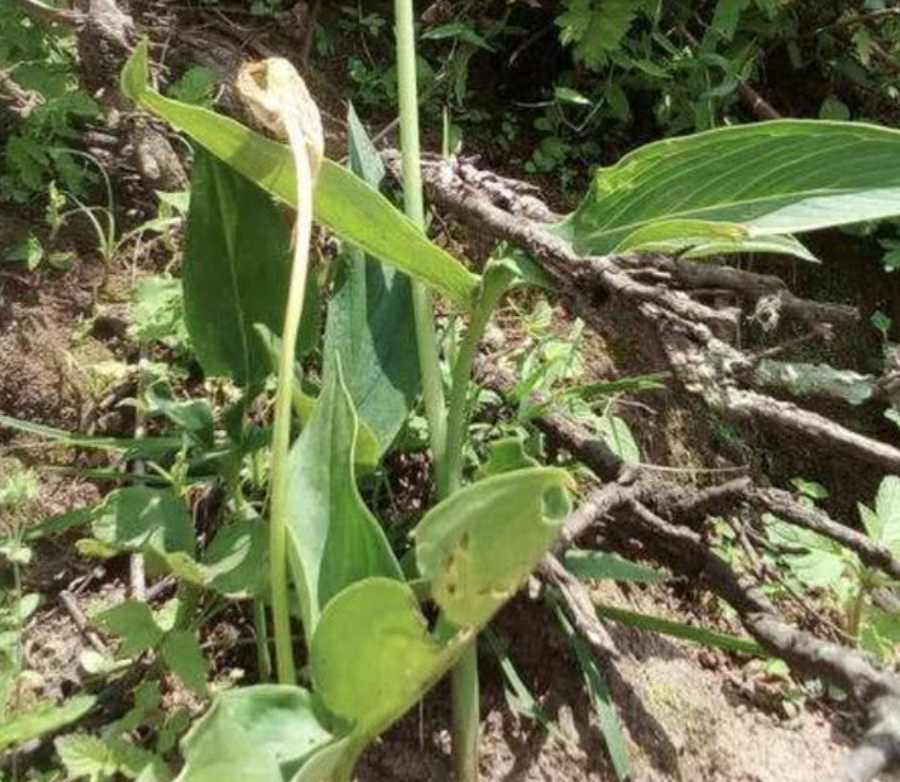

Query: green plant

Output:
[767, 476, 900, 661]
[103, 25, 900, 777]
[0, 2, 99, 202]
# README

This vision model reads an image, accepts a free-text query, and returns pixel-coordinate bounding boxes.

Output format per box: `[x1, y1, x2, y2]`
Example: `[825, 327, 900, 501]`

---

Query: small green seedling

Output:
[768, 475, 900, 661]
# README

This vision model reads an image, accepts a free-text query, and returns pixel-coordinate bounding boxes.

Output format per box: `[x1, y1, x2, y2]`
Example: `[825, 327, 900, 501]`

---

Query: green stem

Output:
[394, 0, 448, 496]
[394, 3, 479, 779]
[253, 599, 273, 682]
[269, 127, 315, 686]
[444, 288, 501, 494]
[847, 583, 868, 639]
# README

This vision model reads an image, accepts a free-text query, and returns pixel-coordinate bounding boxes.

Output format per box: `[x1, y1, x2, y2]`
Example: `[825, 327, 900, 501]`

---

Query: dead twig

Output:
[59, 590, 108, 655]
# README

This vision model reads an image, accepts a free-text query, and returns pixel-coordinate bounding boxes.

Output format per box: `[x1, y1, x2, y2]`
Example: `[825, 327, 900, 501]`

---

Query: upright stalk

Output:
[394, 3, 480, 779]
[394, 0, 448, 495]
[269, 125, 315, 686]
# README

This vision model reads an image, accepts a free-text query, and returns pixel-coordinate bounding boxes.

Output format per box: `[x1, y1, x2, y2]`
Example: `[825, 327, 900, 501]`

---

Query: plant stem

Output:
[451, 641, 480, 779]
[268, 125, 315, 686]
[394, 3, 483, 780]
[253, 598, 273, 682]
[444, 287, 501, 494]
[394, 0, 449, 497]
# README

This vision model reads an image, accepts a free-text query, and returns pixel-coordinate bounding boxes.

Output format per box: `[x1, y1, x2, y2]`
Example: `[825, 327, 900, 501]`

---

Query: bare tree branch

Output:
[5, 0, 84, 26]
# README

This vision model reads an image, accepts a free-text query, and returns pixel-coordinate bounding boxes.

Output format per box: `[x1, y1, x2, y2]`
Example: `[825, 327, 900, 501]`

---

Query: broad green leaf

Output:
[613, 218, 748, 253]
[0, 695, 95, 753]
[121, 40, 479, 310]
[874, 475, 900, 552]
[474, 435, 538, 480]
[311, 578, 467, 746]
[173, 686, 338, 782]
[286, 358, 403, 639]
[161, 631, 208, 696]
[557, 120, 900, 259]
[859, 606, 900, 662]
[290, 735, 355, 782]
[183, 150, 318, 387]
[202, 516, 268, 599]
[256, 323, 379, 476]
[565, 550, 669, 583]
[414, 466, 571, 628]
[768, 516, 851, 589]
[322, 106, 419, 454]
[95, 600, 164, 657]
[90, 487, 195, 559]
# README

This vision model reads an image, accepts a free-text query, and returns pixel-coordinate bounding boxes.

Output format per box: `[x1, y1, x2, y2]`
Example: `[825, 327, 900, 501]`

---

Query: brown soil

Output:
[357, 588, 850, 782]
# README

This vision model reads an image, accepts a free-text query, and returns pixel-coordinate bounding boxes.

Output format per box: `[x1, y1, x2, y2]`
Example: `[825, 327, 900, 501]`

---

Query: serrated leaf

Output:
[557, 0, 651, 70]
[161, 631, 207, 696]
[95, 601, 164, 658]
[415, 467, 571, 628]
[56, 733, 119, 782]
[557, 120, 900, 260]
[286, 357, 403, 640]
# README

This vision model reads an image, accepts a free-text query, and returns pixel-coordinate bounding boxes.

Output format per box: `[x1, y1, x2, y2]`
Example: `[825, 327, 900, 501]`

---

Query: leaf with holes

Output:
[414, 467, 571, 628]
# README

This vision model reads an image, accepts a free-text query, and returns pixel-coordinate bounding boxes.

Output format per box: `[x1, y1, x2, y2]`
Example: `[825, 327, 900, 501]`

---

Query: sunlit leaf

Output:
[311, 578, 466, 748]
[0, 696, 95, 754]
[172, 686, 339, 782]
[286, 358, 403, 639]
[90, 488, 195, 560]
[558, 120, 900, 260]
[415, 466, 571, 628]
[121, 40, 479, 310]
[323, 105, 419, 454]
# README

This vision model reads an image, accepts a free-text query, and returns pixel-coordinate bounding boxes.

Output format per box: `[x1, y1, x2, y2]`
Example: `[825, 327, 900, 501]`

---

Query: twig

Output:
[5, 0, 84, 26]
[59, 590, 109, 655]
[299, 0, 321, 66]
[738, 83, 782, 120]
[540, 554, 619, 658]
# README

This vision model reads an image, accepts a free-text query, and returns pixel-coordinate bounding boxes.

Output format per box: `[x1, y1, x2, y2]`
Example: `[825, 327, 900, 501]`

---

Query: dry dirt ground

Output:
[1, 209, 881, 781]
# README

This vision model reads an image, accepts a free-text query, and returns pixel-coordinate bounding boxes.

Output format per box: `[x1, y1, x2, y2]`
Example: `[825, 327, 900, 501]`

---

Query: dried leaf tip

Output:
[236, 58, 325, 178]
